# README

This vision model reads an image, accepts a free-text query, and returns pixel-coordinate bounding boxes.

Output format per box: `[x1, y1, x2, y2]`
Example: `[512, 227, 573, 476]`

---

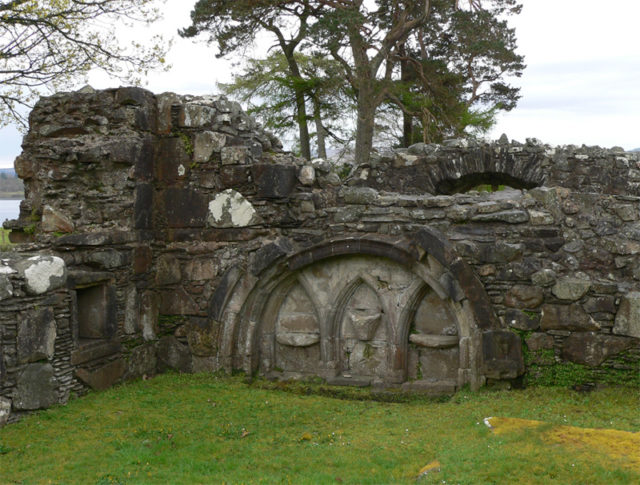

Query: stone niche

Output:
[248, 255, 474, 391]
[75, 283, 117, 341]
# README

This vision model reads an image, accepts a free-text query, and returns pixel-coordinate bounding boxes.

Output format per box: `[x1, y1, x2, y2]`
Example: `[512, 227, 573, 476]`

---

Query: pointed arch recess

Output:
[210, 229, 504, 390]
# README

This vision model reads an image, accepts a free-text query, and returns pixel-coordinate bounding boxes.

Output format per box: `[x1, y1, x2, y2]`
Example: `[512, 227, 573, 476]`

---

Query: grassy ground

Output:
[0, 228, 12, 250]
[0, 374, 638, 484]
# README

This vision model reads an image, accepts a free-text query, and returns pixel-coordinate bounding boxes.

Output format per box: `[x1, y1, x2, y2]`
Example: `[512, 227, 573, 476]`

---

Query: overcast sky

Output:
[0, 0, 639, 168]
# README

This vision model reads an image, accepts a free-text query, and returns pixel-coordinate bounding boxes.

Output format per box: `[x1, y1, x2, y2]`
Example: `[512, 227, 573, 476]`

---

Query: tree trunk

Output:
[282, 47, 311, 160]
[399, 42, 412, 148]
[293, 89, 311, 160]
[313, 99, 327, 159]
[403, 113, 413, 147]
[354, 83, 377, 165]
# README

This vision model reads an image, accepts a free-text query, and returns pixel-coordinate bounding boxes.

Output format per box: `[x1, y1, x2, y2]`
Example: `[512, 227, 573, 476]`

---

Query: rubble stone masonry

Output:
[1, 87, 638, 425]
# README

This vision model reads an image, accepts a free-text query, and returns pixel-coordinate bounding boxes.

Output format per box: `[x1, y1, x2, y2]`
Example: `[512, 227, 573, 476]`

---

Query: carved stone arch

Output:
[329, 273, 391, 342]
[427, 148, 545, 194]
[210, 230, 523, 391]
[331, 275, 390, 381]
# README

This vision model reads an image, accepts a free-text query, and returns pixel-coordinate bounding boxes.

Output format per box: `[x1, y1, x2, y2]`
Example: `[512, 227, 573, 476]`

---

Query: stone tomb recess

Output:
[256, 255, 466, 390]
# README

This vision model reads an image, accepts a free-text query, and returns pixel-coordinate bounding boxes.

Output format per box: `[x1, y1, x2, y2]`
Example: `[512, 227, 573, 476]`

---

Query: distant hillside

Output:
[0, 170, 23, 199]
[631, 148, 640, 152]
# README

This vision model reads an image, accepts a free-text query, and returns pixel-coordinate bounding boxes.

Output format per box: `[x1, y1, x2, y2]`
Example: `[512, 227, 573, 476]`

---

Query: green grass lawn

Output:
[1, 374, 638, 484]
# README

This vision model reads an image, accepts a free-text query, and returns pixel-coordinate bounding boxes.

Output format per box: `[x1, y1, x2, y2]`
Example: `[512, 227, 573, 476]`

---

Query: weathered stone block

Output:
[157, 92, 180, 134]
[0, 274, 13, 301]
[159, 288, 200, 316]
[249, 239, 293, 276]
[42, 205, 74, 233]
[76, 359, 125, 391]
[471, 210, 529, 224]
[341, 187, 379, 205]
[531, 268, 557, 287]
[134, 183, 153, 230]
[181, 103, 217, 128]
[528, 210, 554, 225]
[133, 245, 153, 274]
[479, 242, 523, 263]
[15, 256, 67, 295]
[123, 343, 157, 381]
[157, 336, 192, 373]
[83, 249, 129, 269]
[207, 189, 259, 228]
[17, 307, 56, 364]
[505, 309, 540, 331]
[116, 86, 153, 107]
[276, 331, 320, 347]
[193, 131, 226, 163]
[163, 188, 208, 228]
[140, 291, 159, 341]
[540, 304, 600, 331]
[14, 155, 34, 179]
[614, 205, 637, 222]
[70, 340, 121, 366]
[13, 363, 58, 410]
[275, 342, 321, 374]
[482, 330, 525, 379]
[155, 137, 191, 184]
[183, 259, 217, 282]
[192, 356, 219, 373]
[552, 275, 591, 301]
[252, 164, 297, 198]
[583, 296, 616, 314]
[409, 334, 459, 348]
[186, 318, 220, 357]
[298, 165, 316, 186]
[526, 333, 554, 352]
[155, 255, 182, 286]
[221, 146, 250, 165]
[562, 333, 632, 367]
[504, 285, 544, 309]
[613, 291, 640, 338]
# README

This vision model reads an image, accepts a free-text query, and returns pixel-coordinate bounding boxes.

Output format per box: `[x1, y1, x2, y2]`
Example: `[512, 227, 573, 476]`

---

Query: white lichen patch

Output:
[207, 189, 259, 228]
[23, 256, 67, 295]
[0, 264, 16, 274]
[183, 104, 217, 128]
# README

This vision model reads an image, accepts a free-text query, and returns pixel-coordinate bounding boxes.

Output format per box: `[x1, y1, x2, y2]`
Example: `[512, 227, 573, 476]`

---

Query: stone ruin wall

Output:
[1, 86, 639, 425]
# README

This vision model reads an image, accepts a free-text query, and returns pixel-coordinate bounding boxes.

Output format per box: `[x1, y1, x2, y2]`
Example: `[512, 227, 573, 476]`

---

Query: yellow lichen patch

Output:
[486, 417, 640, 471]
[546, 426, 640, 470]
[418, 460, 441, 477]
[485, 416, 542, 434]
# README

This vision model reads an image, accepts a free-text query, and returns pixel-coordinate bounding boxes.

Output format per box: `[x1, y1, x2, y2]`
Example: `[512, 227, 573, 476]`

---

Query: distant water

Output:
[0, 199, 21, 224]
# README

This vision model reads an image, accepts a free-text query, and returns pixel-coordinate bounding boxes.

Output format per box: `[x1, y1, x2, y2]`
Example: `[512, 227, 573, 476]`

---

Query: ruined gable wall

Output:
[1, 87, 639, 425]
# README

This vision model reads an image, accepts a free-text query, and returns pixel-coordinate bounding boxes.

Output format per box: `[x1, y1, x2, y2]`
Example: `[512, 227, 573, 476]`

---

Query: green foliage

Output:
[471, 183, 508, 193]
[0, 375, 638, 484]
[0, 0, 169, 127]
[176, 132, 194, 156]
[23, 222, 37, 235]
[527, 358, 640, 389]
[183, 1, 525, 163]
[219, 52, 351, 156]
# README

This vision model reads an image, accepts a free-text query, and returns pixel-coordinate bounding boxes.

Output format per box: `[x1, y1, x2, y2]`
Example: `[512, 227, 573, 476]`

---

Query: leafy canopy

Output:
[0, 0, 169, 127]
